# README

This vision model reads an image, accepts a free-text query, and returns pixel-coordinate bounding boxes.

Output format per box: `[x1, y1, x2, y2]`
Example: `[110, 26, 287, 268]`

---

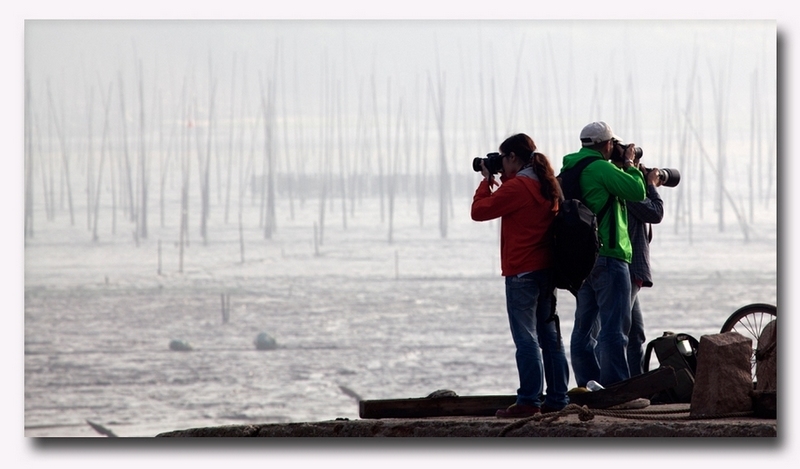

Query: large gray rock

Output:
[756, 320, 777, 392]
[690, 332, 752, 418]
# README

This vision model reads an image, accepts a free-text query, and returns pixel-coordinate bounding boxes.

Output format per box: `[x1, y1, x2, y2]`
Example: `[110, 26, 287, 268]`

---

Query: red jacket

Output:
[471, 170, 557, 276]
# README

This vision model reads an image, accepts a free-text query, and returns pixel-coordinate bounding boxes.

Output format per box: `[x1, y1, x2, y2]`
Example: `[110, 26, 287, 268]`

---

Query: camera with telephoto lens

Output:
[472, 152, 504, 174]
[610, 143, 681, 188]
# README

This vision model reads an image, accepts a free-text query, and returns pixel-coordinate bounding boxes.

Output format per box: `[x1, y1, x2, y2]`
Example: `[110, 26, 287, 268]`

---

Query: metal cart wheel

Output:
[720, 303, 776, 385]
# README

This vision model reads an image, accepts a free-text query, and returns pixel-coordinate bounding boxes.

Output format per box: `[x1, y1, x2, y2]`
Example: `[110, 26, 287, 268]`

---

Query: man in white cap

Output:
[560, 121, 646, 388]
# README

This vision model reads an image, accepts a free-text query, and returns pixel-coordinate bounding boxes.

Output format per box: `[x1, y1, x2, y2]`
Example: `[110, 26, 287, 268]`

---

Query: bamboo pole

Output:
[224, 53, 237, 224]
[46, 93, 55, 222]
[317, 54, 329, 247]
[259, 72, 276, 240]
[387, 92, 403, 244]
[34, 108, 52, 224]
[138, 59, 149, 239]
[117, 71, 136, 223]
[85, 84, 95, 231]
[46, 78, 76, 226]
[336, 79, 348, 230]
[199, 55, 217, 244]
[370, 71, 386, 223]
[428, 67, 449, 239]
[279, 46, 296, 221]
[24, 76, 34, 240]
[416, 74, 430, 227]
[92, 81, 113, 242]
[504, 35, 525, 135]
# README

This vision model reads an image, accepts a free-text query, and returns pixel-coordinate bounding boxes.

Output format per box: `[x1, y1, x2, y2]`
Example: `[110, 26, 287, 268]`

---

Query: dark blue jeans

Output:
[505, 270, 570, 409]
[570, 256, 632, 388]
[627, 283, 645, 377]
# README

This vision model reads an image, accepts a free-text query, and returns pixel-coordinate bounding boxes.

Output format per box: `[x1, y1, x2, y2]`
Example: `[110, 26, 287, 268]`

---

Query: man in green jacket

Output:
[562, 121, 646, 388]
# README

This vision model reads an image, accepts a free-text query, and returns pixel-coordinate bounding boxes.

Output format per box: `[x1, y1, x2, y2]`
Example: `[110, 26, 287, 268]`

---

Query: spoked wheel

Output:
[720, 303, 777, 385]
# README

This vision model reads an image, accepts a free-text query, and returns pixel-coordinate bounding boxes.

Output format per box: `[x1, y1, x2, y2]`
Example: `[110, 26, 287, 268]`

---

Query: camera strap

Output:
[596, 195, 617, 250]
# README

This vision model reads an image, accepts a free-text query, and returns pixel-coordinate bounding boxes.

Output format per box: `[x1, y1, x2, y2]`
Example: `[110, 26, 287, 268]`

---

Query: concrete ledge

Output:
[156, 405, 776, 437]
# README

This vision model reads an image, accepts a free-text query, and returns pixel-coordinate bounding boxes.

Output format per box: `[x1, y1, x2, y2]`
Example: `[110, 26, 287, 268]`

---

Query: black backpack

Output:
[553, 157, 615, 296]
[643, 332, 700, 403]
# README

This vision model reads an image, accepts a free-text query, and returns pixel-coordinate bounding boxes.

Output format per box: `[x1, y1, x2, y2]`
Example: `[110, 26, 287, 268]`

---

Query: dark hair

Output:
[499, 133, 560, 204]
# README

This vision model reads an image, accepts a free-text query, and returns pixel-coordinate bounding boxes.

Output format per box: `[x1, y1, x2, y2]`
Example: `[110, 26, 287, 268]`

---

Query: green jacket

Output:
[561, 147, 646, 262]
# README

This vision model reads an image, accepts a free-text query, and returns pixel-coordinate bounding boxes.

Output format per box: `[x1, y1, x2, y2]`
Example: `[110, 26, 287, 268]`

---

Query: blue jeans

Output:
[505, 270, 570, 409]
[627, 283, 645, 377]
[570, 256, 632, 387]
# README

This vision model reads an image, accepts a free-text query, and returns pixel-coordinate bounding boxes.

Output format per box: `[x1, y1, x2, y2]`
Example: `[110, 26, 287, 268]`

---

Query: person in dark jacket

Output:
[624, 162, 664, 376]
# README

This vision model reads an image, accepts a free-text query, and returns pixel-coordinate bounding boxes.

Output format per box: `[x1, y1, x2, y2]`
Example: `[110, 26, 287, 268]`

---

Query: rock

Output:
[756, 319, 777, 391]
[254, 332, 277, 350]
[690, 332, 752, 418]
[169, 339, 193, 351]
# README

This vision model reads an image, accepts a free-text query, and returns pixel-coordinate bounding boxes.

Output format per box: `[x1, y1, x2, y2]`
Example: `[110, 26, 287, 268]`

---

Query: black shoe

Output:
[540, 404, 564, 414]
[495, 404, 540, 418]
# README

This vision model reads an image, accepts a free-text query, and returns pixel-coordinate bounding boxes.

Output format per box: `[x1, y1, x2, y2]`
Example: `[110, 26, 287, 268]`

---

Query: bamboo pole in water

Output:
[224, 53, 237, 224]
[92, 81, 113, 242]
[84, 84, 95, 231]
[336, 79, 348, 231]
[279, 46, 296, 221]
[117, 71, 136, 224]
[317, 54, 330, 246]
[179, 80, 193, 272]
[370, 70, 386, 223]
[428, 67, 449, 239]
[200, 54, 217, 244]
[34, 108, 52, 224]
[46, 91, 55, 222]
[387, 92, 404, 245]
[160, 91, 178, 229]
[24, 77, 34, 240]
[138, 59, 149, 239]
[709, 60, 729, 234]
[46, 78, 76, 226]
[350, 77, 367, 217]
[504, 35, 525, 135]
[748, 68, 760, 223]
[260, 71, 277, 240]
[416, 74, 431, 227]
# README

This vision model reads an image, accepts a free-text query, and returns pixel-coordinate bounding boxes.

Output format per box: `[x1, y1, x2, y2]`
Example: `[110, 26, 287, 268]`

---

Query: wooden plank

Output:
[359, 395, 517, 419]
[359, 367, 679, 419]
[567, 366, 679, 409]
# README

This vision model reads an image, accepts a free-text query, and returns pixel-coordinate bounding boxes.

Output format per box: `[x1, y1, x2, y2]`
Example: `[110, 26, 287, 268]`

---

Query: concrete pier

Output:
[156, 404, 776, 437]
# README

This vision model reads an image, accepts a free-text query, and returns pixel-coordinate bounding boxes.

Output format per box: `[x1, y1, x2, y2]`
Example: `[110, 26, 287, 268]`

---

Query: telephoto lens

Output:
[658, 168, 681, 187]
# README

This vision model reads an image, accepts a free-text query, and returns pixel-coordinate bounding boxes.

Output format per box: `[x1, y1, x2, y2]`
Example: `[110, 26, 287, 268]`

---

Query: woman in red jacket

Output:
[471, 133, 570, 418]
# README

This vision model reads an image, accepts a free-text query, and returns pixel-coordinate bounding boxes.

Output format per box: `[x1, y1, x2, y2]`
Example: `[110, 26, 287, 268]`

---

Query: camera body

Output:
[472, 152, 504, 174]
[610, 142, 644, 164]
[610, 143, 681, 188]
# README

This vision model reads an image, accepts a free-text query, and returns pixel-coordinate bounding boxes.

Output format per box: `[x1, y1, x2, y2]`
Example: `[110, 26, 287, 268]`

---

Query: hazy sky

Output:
[23, 19, 776, 176]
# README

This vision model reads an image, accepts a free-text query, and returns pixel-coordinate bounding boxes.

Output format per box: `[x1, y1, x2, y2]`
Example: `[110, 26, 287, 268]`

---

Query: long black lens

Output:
[659, 168, 681, 187]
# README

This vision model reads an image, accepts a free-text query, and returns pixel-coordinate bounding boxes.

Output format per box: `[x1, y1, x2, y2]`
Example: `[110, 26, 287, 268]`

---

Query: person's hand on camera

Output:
[622, 143, 636, 167]
[481, 161, 498, 188]
[481, 160, 497, 188]
[645, 167, 662, 187]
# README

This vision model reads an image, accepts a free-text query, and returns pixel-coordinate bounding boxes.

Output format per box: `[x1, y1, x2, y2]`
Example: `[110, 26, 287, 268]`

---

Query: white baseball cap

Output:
[580, 121, 621, 146]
